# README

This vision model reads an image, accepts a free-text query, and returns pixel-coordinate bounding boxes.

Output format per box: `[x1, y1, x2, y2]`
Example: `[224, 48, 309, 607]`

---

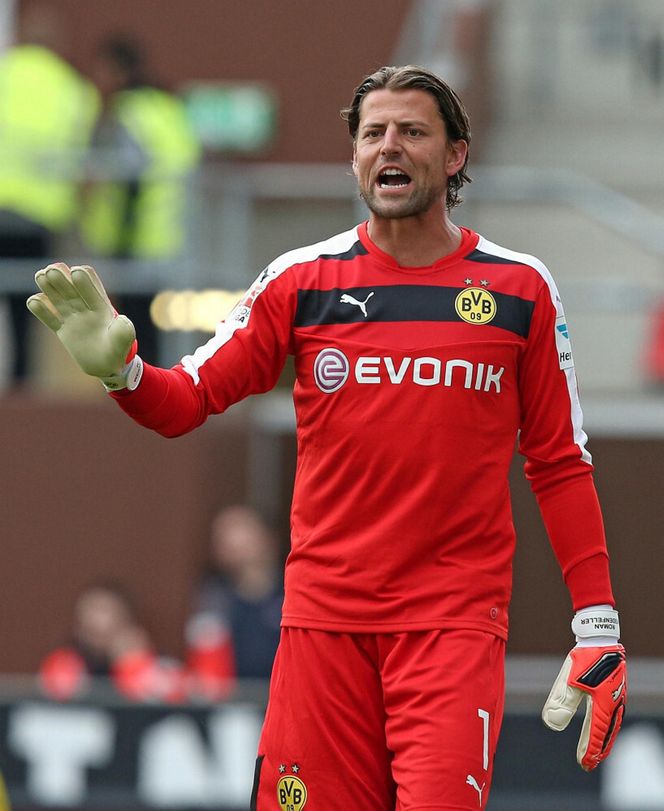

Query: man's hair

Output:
[340, 65, 472, 210]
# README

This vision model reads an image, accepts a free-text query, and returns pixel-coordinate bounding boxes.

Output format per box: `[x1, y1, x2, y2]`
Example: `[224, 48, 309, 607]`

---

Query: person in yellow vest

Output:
[81, 35, 200, 365]
[0, 770, 10, 811]
[0, 4, 99, 385]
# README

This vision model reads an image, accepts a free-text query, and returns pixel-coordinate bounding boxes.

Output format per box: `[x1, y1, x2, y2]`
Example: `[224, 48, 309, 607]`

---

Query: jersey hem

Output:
[281, 615, 508, 640]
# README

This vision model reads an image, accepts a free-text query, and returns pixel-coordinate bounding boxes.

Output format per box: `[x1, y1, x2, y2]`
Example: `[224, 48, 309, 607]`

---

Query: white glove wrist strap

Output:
[101, 355, 144, 392]
[571, 605, 620, 640]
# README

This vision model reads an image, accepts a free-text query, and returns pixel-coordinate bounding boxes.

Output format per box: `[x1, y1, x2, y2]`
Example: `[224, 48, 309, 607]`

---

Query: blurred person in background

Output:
[0, 2, 98, 387]
[186, 506, 283, 699]
[39, 580, 185, 702]
[80, 34, 200, 365]
[0, 770, 9, 811]
[27, 64, 626, 809]
[643, 300, 664, 386]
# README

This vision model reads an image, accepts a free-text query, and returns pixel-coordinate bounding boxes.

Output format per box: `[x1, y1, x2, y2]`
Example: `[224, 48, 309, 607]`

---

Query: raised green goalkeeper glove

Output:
[26, 263, 142, 391]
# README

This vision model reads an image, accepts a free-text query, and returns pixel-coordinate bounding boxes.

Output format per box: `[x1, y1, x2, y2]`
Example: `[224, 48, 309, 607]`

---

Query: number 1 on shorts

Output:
[478, 708, 489, 770]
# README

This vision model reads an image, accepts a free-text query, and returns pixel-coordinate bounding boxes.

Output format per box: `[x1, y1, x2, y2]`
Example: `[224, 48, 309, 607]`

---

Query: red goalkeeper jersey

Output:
[113, 223, 613, 638]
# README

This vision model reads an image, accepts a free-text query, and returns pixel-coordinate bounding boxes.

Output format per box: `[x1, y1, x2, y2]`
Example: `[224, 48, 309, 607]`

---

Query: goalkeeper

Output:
[27, 64, 625, 810]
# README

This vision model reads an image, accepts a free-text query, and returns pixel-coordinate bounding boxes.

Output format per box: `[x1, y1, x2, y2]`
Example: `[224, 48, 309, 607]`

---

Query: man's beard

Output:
[360, 180, 444, 219]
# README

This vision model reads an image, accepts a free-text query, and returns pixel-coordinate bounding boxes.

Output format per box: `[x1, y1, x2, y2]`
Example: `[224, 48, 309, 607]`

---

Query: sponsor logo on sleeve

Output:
[228, 266, 278, 327]
[555, 315, 574, 370]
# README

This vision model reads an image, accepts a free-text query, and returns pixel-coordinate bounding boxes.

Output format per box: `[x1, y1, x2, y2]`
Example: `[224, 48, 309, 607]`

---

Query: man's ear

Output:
[352, 144, 359, 177]
[446, 139, 468, 177]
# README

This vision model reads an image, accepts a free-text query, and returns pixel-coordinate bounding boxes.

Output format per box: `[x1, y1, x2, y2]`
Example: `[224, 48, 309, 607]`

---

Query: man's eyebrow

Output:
[360, 119, 431, 130]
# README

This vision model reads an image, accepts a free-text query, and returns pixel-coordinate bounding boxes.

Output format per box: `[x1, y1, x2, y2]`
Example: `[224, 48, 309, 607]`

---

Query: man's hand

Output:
[542, 607, 626, 771]
[26, 263, 141, 390]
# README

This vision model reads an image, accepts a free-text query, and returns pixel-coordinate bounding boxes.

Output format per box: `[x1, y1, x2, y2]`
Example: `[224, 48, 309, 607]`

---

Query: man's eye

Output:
[406, 128, 422, 137]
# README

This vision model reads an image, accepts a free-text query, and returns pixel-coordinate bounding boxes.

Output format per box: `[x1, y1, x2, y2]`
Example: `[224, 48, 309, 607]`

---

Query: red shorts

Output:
[251, 628, 505, 811]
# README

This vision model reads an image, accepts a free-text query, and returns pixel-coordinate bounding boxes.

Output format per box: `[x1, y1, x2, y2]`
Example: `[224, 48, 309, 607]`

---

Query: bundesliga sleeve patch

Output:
[555, 315, 574, 370]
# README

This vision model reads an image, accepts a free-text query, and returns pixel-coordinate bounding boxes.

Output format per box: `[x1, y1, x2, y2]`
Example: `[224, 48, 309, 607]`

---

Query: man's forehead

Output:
[358, 87, 441, 123]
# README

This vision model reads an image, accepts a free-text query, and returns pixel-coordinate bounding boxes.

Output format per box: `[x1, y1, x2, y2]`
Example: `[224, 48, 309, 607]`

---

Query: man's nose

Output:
[380, 124, 402, 155]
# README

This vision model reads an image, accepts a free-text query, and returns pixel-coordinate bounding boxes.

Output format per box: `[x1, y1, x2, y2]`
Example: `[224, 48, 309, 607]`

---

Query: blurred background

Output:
[1, 0, 663, 809]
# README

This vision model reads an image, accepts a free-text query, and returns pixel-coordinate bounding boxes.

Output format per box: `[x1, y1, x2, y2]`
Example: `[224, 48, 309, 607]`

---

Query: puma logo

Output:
[466, 774, 486, 807]
[612, 676, 625, 702]
[340, 291, 374, 318]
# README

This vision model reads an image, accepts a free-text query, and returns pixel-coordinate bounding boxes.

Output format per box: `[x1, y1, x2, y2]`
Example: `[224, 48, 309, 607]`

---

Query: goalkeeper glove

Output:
[26, 263, 142, 391]
[542, 605, 626, 771]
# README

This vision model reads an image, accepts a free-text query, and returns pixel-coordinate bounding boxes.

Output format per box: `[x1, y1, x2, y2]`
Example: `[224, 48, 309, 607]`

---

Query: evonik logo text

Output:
[313, 349, 505, 394]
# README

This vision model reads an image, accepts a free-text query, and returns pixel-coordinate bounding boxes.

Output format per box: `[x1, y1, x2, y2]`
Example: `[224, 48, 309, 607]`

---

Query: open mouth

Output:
[377, 168, 412, 189]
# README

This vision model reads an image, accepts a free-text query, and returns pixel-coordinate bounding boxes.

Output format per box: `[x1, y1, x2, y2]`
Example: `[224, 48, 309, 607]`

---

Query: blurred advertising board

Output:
[1, 689, 663, 810]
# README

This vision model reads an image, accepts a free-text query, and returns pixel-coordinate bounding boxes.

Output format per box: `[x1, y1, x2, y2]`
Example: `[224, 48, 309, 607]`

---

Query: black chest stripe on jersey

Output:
[318, 240, 369, 261]
[464, 248, 525, 265]
[295, 285, 535, 337]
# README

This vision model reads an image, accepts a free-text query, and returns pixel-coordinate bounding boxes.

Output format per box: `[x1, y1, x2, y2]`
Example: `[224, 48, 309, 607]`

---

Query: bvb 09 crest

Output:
[277, 775, 307, 811]
[455, 287, 497, 325]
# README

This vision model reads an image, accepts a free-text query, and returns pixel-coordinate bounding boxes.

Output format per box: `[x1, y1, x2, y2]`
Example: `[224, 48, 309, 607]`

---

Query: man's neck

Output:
[367, 210, 462, 267]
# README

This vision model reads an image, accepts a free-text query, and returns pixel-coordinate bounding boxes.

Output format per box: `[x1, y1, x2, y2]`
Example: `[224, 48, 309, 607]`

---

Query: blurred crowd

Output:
[0, 3, 200, 386]
[39, 505, 283, 703]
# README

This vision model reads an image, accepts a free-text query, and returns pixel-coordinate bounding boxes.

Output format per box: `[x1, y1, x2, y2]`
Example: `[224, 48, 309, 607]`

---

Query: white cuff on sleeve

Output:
[571, 604, 620, 643]
[101, 355, 144, 392]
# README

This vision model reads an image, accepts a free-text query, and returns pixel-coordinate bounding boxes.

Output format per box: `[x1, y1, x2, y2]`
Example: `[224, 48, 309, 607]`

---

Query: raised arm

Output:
[27, 259, 297, 437]
[27, 263, 141, 391]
